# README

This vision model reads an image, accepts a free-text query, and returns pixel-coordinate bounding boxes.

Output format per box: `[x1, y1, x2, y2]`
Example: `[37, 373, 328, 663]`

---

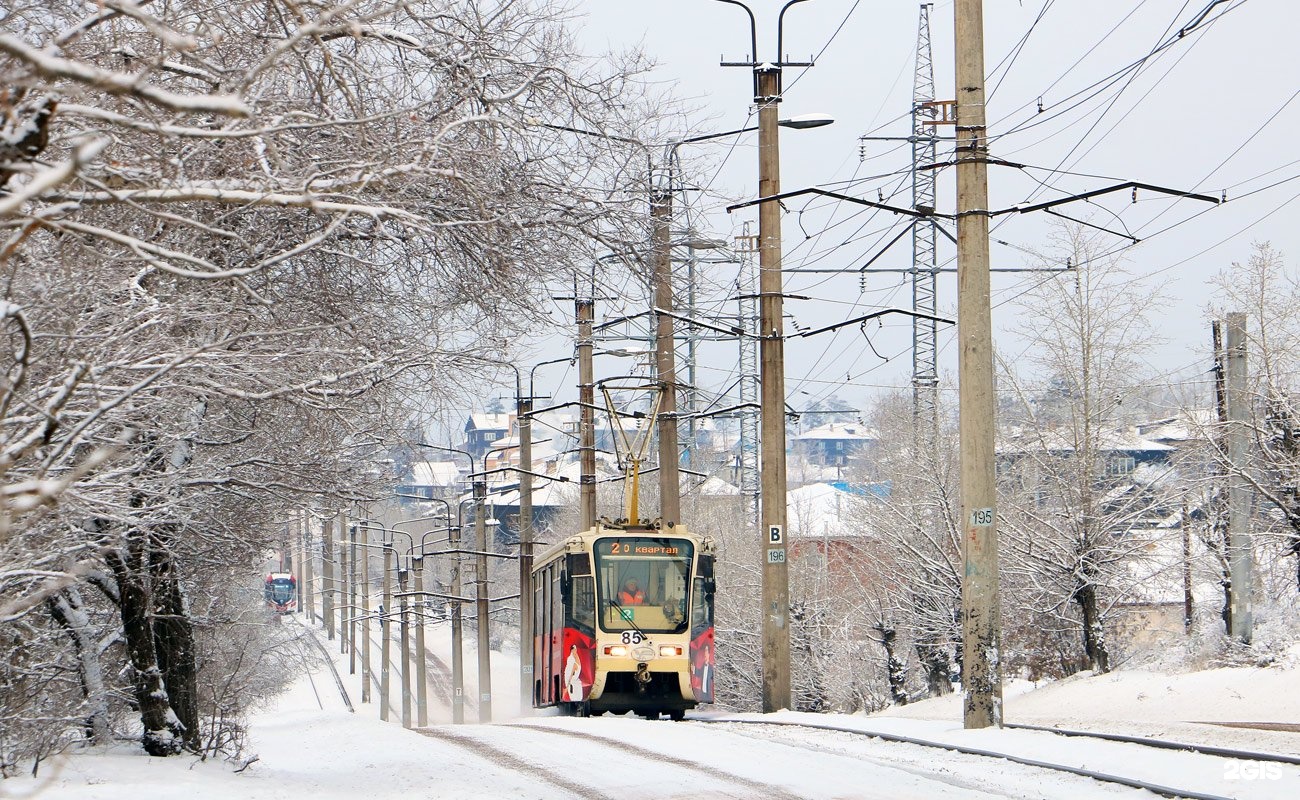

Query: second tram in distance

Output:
[531, 520, 715, 720]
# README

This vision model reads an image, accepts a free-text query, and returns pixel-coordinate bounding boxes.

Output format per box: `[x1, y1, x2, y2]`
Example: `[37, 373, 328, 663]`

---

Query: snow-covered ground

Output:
[8, 619, 1300, 799]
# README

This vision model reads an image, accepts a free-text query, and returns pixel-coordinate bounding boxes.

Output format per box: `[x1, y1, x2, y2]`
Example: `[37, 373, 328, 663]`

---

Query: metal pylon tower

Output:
[735, 226, 760, 526]
[912, 2, 940, 440]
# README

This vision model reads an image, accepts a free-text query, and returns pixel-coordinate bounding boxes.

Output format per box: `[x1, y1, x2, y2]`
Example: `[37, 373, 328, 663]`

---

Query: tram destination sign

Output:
[597, 538, 688, 558]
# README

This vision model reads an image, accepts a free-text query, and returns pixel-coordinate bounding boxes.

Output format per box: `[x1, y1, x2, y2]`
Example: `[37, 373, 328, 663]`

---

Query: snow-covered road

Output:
[11, 618, 1300, 800]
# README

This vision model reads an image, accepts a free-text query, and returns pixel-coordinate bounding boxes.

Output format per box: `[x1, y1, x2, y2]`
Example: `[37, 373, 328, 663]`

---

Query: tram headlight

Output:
[603, 645, 629, 657]
[658, 645, 683, 657]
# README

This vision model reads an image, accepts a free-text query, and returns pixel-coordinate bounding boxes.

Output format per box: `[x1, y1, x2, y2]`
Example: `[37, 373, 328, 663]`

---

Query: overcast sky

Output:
[492, 1, 1298, 432]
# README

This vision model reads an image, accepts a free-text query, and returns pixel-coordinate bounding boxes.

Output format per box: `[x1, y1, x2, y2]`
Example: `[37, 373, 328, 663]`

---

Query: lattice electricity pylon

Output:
[735, 227, 760, 529]
[911, 2, 941, 447]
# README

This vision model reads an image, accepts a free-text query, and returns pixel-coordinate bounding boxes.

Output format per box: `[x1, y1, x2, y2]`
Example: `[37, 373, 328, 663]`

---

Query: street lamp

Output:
[351, 519, 390, 714]
[708, 0, 825, 713]
[532, 115, 829, 530]
[393, 512, 449, 727]
[419, 442, 501, 723]
[652, 114, 833, 528]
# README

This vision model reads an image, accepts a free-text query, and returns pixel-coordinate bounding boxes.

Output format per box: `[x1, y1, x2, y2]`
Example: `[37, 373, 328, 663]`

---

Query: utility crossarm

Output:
[466, 466, 571, 483]
[678, 402, 762, 419]
[994, 181, 1221, 216]
[595, 465, 710, 481]
[727, 186, 925, 217]
[651, 306, 745, 337]
[593, 310, 651, 332]
[727, 180, 1219, 222]
[1042, 207, 1138, 243]
[521, 399, 605, 418]
[791, 308, 954, 340]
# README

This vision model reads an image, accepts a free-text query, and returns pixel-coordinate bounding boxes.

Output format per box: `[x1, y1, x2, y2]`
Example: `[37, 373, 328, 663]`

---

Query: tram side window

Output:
[551, 564, 562, 627]
[533, 573, 544, 638]
[569, 576, 594, 634]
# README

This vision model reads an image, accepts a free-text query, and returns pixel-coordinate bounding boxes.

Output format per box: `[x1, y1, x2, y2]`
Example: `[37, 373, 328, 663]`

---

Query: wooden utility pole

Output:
[577, 297, 597, 531]
[1225, 311, 1253, 643]
[652, 189, 682, 526]
[954, 0, 1002, 729]
[756, 64, 791, 713]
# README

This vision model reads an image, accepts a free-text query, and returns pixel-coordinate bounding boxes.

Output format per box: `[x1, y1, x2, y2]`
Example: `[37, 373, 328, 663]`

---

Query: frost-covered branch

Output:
[0, 36, 250, 117]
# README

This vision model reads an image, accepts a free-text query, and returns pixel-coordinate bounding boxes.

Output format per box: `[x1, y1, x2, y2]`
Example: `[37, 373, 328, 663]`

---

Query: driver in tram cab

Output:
[619, 577, 646, 605]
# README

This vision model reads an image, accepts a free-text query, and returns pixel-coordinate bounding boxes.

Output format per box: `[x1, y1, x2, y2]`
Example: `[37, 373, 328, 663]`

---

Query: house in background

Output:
[463, 412, 512, 460]
[791, 422, 878, 469]
[396, 459, 462, 505]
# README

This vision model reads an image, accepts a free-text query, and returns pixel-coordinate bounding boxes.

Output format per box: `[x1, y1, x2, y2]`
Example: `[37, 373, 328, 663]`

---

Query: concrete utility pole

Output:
[450, 510, 465, 724]
[295, 516, 306, 613]
[1225, 311, 1253, 643]
[348, 518, 359, 675]
[577, 296, 598, 530]
[338, 512, 349, 658]
[414, 555, 429, 727]
[756, 63, 792, 713]
[652, 188, 682, 525]
[954, 0, 1003, 729]
[516, 384, 534, 714]
[322, 518, 335, 640]
[360, 528, 372, 705]
[381, 539, 393, 717]
[472, 476, 493, 722]
[399, 565, 412, 727]
[302, 514, 315, 622]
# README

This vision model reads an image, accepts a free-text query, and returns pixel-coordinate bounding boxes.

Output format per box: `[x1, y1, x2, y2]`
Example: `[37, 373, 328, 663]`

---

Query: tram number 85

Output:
[621, 631, 645, 645]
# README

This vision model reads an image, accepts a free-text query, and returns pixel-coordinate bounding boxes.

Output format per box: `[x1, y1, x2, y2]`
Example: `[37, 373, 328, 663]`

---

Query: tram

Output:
[264, 572, 297, 614]
[531, 522, 715, 719]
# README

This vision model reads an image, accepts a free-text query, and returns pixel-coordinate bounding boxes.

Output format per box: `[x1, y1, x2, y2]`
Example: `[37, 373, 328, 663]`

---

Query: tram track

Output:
[504, 721, 810, 800]
[1003, 721, 1300, 764]
[693, 716, 1253, 800]
[293, 616, 355, 712]
[416, 726, 621, 800]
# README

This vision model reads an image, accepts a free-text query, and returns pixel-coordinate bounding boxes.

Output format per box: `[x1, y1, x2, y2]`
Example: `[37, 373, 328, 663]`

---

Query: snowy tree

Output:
[1207, 243, 1300, 593]
[1, 0, 664, 761]
[852, 389, 962, 698]
[996, 224, 1174, 674]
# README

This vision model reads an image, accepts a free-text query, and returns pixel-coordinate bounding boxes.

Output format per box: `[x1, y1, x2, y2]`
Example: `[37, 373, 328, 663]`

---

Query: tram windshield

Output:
[593, 537, 693, 634]
[267, 577, 295, 603]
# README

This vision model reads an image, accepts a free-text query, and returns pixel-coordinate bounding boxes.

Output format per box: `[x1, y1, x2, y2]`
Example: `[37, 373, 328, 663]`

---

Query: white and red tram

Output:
[530, 521, 715, 719]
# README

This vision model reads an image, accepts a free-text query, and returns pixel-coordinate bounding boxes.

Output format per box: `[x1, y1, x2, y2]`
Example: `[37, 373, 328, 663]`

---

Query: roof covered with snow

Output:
[792, 422, 878, 442]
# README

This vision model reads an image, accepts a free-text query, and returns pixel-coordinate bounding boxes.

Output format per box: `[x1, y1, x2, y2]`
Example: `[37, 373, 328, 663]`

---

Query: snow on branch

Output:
[0, 136, 108, 218]
[60, 185, 434, 228]
[0, 35, 249, 117]
[98, 0, 199, 53]
[0, 561, 99, 623]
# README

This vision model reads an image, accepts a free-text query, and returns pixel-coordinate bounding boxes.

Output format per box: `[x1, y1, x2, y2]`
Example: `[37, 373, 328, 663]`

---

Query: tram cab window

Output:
[593, 537, 693, 634]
